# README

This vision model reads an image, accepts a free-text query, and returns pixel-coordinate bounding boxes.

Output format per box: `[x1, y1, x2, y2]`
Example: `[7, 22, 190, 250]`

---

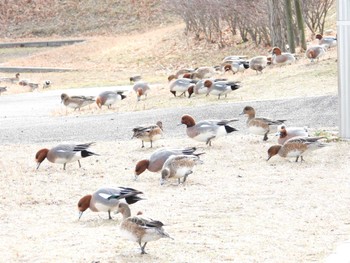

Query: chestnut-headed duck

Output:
[276, 125, 309, 145]
[77, 186, 143, 220]
[267, 136, 326, 162]
[61, 93, 95, 111]
[134, 147, 200, 180]
[96, 91, 126, 109]
[160, 154, 203, 185]
[116, 203, 173, 254]
[305, 45, 326, 62]
[132, 121, 163, 148]
[180, 114, 239, 146]
[0, 86, 7, 95]
[168, 76, 197, 97]
[133, 81, 150, 101]
[249, 56, 268, 74]
[203, 79, 241, 99]
[316, 34, 337, 49]
[35, 142, 99, 170]
[271, 47, 296, 65]
[0, 73, 20, 83]
[222, 60, 250, 74]
[240, 106, 286, 141]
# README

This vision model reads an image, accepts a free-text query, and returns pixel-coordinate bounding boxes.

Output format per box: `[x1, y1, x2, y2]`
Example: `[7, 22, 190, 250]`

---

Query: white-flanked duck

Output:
[77, 186, 143, 220]
[96, 91, 127, 109]
[203, 79, 241, 99]
[271, 47, 296, 65]
[276, 124, 309, 145]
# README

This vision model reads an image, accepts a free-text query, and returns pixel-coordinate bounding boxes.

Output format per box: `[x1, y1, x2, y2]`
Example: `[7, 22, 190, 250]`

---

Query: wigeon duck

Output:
[276, 124, 309, 145]
[267, 136, 326, 162]
[0, 73, 20, 83]
[132, 121, 163, 148]
[249, 56, 268, 74]
[116, 202, 173, 254]
[192, 66, 218, 79]
[160, 154, 203, 185]
[96, 91, 127, 109]
[35, 142, 99, 170]
[134, 147, 199, 179]
[61, 93, 95, 111]
[18, 79, 39, 91]
[130, 75, 142, 83]
[132, 81, 150, 101]
[271, 47, 296, 65]
[204, 79, 241, 99]
[168, 76, 197, 97]
[42, 80, 51, 89]
[240, 106, 286, 141]
[190, 78, 228, 98]
[316, 34, 337, 49]
[77, 186, 143, 220]
[222, 60, 250, 74]
[0, 86, 7, 95]
[175, 68, 195, 78]
[180, 114, 239, 146]
[305, 45, 326, 62]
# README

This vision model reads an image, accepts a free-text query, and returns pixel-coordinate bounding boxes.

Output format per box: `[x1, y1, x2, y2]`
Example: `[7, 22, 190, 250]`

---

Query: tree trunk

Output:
[267, 0, 287, 49]
[284, 0, 296, 53]
[294, 0, 307, 51]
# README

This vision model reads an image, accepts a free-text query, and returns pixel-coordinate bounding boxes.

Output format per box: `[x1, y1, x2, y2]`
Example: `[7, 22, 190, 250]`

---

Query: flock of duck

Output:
[0, 72, 51, 94]
[3, 33, 333, 255]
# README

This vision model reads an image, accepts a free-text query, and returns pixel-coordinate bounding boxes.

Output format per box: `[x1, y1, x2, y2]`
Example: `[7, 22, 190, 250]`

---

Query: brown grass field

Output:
[1, 19, 349, 262]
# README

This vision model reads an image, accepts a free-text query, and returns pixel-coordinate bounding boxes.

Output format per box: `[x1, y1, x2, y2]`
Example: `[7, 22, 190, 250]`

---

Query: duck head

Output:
[35, 148, 49, 169]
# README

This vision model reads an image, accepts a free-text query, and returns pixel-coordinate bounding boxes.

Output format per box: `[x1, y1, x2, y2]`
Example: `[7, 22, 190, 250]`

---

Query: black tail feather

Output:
[225, 125, 239, 133]
[81, 150, 99, 158]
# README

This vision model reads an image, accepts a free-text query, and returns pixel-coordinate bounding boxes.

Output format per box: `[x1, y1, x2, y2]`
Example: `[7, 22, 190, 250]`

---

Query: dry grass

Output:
[1, 134, 349, 262]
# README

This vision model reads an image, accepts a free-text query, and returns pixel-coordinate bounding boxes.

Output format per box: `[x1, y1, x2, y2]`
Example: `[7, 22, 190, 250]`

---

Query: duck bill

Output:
[36, 162, 41, 170]
[78, 211, 84, 220]
[266, 155, 272, 161]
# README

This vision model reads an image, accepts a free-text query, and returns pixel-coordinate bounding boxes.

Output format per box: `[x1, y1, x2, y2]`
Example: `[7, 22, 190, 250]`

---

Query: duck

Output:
[174, 68, 195, 78]
[96, 91, 127, 109]
[35, 142, 99, 170]
[132, 81, 150, 101]
[249, 56, 268, 74]
[222, 59, 250, 74]
[77, 186, 143, 220]
[305, 45, 326, 62]
[42, 80, 51, 89]
[203, 79, 241, 99]
[276, 125, 309, 145]
[190, 78, 228, 98]
[116, 202, 173, 254]
[271, 47, 296, 65]
[180, 114, 239, 146]
[0, 73, 20, 83]
[160, 154, 203, 185]
[168, 75, 197, 97]
[267, 136, 326, 162]
[130, 75, 142, 83]
[132, 121, 163, 148]
[61, 93, 95, 111]
[315, 34, 337, 49]
[192, 66, 218, 79]
[134, 147, 200, 180]
[0, 86, 7, 95]
[240, 106, 286, 141]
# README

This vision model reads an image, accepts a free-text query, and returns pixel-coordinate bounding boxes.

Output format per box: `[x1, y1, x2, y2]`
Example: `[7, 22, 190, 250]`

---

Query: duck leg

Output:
[141, 140, 144, 148]
[263, 133, 268, 141]
[108, 211, 112, 220]
[78, 160, 82, 168]
[139, 241, 148, 254]
[63, 163, 66, 170]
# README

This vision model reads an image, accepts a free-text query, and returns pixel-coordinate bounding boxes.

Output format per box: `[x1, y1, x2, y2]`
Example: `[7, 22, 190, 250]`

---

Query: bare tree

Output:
[301, 0, 335, 35]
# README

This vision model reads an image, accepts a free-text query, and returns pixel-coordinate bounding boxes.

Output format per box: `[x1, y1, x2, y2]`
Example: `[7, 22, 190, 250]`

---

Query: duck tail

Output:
[225, 125, 239, 134]
[81, 150, 99, 158]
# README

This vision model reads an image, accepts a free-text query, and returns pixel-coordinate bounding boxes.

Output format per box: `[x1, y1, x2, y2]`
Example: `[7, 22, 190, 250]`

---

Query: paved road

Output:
[0, 87, 338, 144]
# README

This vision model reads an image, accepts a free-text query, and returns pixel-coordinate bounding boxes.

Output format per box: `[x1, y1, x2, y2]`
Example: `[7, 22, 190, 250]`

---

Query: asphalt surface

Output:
[0, 88, 338, 145]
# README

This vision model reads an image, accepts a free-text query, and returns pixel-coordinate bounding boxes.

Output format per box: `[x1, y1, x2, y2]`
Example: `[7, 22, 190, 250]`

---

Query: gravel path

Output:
[0, 88, 338, 144]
